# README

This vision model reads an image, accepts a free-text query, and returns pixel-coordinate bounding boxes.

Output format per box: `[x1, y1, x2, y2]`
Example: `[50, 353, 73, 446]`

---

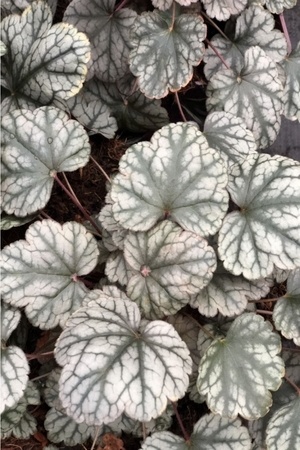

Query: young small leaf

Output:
[197, 313, 284, 419]
[206, 46, 283, 148]
[111, 122, 228, 235]
[265, 0, 297, 14]
[218, 153, 300, 280]
[273, 268, 300, 345]
[1, 302, 21, 342]
[1, 106, 90, 216]
[280, 42, 300, 121]
[124, 221, 217, 318]
[1, 220, 99, 329]
[55, 286, 192, 425]
[129, 9, 206, 98]
[1, 0, 90, 112]
[201, 0, 247, 20]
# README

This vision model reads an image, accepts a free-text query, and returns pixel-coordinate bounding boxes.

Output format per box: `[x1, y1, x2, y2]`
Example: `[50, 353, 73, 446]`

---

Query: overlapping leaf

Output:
[0, 220, 99, 329]
[63, 0, 137, 81]
[266, 397, 300, 450]
[55, 286, 192, 425]
[207, 46, 283, 148]
[1, 1, 90, 112]
[279, 42, 300, 121]
[111, 122, 228, 235]
[1, 302, 21, 342]
[203, 6, 287, 79]
[129, 9, 206, 98]
[273, 269, 300, 345]
[81, 76, 169, 132]
[218, 153, 300, 279]
[124, 221, 217, 318]
[1, 106, 90, 216]
[203, 112, 257, 166]
[201, 0, 247, 20]
[190, 262, 271, 316]
[197, 313, 284, 419]
[141, 414, 251, 449]
[1, 0, 57, 16]
[152, 0, 198, 10]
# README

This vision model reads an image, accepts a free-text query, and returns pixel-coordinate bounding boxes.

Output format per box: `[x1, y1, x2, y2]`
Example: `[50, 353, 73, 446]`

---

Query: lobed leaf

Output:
[201, 0, 247, 20]
[129, 9, 206, 98]
[197, 313, 284, 419]
[55, 286, 192, 425]
[0, 220, 99, 329]
[279, 42, 300, 121]
[1, 106, 90, 216]
[124, 221, 217, 319]
[1, 1, 90, 112]
[111, 122, 228, 235]
[265, 0, 297, 14]
[206, 46, 283, 148]
[218, 153, 300, 280]
[266, 397, 300, 450]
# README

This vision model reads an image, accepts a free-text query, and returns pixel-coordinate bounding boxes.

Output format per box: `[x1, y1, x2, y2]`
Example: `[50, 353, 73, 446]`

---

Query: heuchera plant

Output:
[1, 0, 300, 449]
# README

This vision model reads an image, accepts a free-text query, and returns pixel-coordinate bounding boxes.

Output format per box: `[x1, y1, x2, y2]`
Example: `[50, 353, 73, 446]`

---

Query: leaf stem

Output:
[200, 11, 230, 40]
[255, 309, 273, 315]
[90, 426, 101, 450]
[284, 374, 300, 395]
[30, 371, 53, 382]
[90, 155, 111, 183]
[61, 172, 81, 205]
[26, 351, 54, 361]
[279, 13, 292, 55]
[172, 402, 190, 442]
[205, 39, 230, 69]
[174, 92, 187, 122]
[169, 1, 177, 31]
[114, 0, 129, 12]
[53, 174, 102, 236]
[39, 211, 53, 220]
[248, 297, 280, 303]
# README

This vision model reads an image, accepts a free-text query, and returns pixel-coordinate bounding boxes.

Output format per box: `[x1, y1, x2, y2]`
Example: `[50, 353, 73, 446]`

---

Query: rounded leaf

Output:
[1, 106, 91, 216]
[1, 302, 21, 342]
[55, 286, 192, 425]
[266, 397, 300, 450]
[218, 153, 300, 279]
[265, 0, 297, 14]
[1, 1, 90, 110]
[111, 122, 228, 236]
[197, 313, 284, 419]
[206, 46, 283, 148]
[0, 220, 99, 329]
[124, 221, 217, 318]
[201, 0, 247, 20]
[129, 10, 206, 98]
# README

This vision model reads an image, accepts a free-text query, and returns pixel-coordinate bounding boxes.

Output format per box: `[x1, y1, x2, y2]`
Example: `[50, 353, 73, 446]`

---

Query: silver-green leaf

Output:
[280, 42, 300, 121]
[124, 221, 216, 319]
[218, 153, 300, 280]
[1, 106, 91, 216]
[111, 122, 228, 235]
[55, 286, 192, 425]
[197, 313, 284, 419]
[206, 46, 283, 148]
[129, 9, 206, 98]
[1, 0, 90, 111]
[201, 0, 247, 20]
[266, 397, 300, 450]
[0, 220, 99, 329]
[265, 0, 297, 14]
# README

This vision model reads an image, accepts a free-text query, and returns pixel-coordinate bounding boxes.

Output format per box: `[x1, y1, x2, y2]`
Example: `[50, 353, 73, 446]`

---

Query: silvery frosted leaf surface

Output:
[98, 203, 128, 250]
[105, 250, 134, 286]
[266, 397, 300, 450]
[197, 313, 284, 419]
[45, 408, 95, 445]
[1, 345, 29, 414]
[1, 302, 21, 342]
[204, 6, 287, 79]
[141, 414, 251, 449]
[1, 106, 90, 216]
[119, 406, 173, 437]
[66, 91, 117, 139]
[124, 221, 217, 319]
[190, 263, 271, 316]
[273, 268, 300, 345]
[203, 112, 257, 166]
[111, 122, 228, 235]
[8, 411, 37, 438]
[129, 9, 206, 98]
[63, 0, 137, 82]
[55, 286, 192, 425]
[83, 77, 169, 132]
[1, 0, 57, 16]
[1, 213, 37, 230]
[207, 46, 283, 148]
[280, 42, 300, 121]
[218, 153, 300, 280]
[265, 0, 297, 13]
[0, 40, 7, 56]
[1, 1, 90, 110]
[0, 220, 99, 329]
[201, 0, 247, 20]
